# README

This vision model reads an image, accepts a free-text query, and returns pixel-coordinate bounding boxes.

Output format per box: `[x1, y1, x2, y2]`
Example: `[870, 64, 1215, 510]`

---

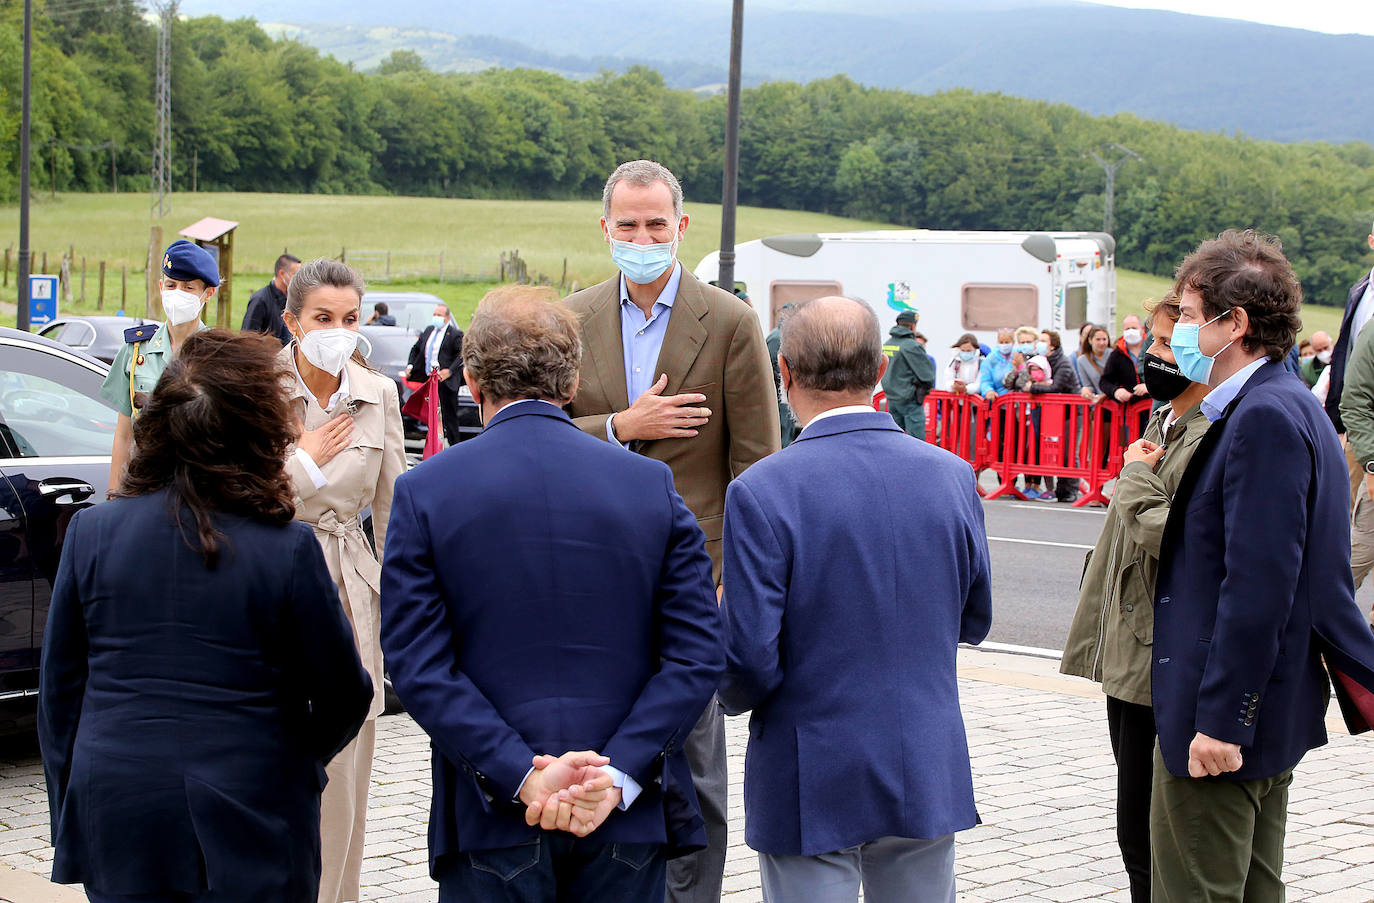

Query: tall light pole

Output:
[16, 0, 32, 331]
[717, 0, 744, 295]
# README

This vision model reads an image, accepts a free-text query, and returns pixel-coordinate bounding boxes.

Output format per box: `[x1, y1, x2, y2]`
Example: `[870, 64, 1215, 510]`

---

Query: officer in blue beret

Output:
[100, 239, 220, 486]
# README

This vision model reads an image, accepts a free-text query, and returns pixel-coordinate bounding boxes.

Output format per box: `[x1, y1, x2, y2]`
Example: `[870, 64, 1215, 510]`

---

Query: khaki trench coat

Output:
[280, 347, 406, 719]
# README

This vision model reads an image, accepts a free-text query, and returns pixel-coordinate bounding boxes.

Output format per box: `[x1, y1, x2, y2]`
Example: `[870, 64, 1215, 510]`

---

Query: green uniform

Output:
[100, 322, 205, 419]
[881, 325, 935, 440]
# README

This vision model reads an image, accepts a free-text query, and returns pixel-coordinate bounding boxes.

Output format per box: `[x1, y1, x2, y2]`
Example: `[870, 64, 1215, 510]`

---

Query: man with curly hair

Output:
[1149, 230, 1374, 901]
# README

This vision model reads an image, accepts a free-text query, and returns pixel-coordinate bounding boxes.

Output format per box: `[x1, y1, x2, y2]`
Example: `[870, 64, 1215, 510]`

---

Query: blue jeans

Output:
[438, 834, 666, 903]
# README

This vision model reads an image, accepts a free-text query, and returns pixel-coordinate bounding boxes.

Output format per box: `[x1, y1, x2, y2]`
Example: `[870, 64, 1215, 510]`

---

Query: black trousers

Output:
[438, 383, 461, 446]
[1106, 695, 1155, 903]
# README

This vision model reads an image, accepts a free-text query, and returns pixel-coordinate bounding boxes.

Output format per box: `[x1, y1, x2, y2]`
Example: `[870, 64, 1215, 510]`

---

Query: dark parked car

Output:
[37, 315, 155, 365]
[0, 327, 116, 728]
[362, 291, 447, 336]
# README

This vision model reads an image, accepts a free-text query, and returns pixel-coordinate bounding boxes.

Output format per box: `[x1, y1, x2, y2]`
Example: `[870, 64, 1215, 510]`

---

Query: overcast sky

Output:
[1088, 0, 1374, 36]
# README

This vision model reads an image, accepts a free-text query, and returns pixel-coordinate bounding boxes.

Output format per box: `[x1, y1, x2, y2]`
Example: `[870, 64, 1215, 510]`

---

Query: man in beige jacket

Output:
[564, 160, 780, 903]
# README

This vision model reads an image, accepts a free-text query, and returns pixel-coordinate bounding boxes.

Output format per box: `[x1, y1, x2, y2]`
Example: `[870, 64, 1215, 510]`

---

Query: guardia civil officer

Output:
[881, 309, 935, 439]
[100, 240, 219, 488]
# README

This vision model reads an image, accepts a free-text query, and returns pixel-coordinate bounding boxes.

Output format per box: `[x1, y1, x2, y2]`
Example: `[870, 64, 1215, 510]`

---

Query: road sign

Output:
[28, 274, 57, 328]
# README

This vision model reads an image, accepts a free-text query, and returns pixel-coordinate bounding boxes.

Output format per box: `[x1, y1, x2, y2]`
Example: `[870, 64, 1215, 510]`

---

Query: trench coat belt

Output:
[309, 509, 383, 597]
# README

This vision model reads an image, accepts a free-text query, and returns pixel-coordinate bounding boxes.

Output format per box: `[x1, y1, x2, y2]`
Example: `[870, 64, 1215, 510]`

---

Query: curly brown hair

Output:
[115, 330, 298, 567]
[464, 285, 581, 403]
[1172, 229, 1303, 362]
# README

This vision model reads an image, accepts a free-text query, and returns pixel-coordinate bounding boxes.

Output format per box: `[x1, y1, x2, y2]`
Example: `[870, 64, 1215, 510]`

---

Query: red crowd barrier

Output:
[873, 390, 1157, 507]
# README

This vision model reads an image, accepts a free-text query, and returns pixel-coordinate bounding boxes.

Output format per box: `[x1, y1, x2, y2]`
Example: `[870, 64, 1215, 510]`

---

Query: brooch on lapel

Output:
[344, 400, 360, 416]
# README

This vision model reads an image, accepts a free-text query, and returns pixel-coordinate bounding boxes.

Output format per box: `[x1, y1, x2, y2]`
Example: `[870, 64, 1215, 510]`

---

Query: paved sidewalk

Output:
[3, 647, 1374, 901]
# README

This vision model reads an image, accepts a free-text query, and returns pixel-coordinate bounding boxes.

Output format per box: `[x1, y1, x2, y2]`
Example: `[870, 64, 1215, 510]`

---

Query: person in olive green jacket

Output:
[1059, 295, 1211, 903]
[881, 310, 935, 439]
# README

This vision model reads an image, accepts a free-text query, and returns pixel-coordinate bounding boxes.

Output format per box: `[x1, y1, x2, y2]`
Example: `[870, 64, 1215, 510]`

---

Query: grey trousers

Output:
[665, 699, 728, 903]
[758, 834, 956, 903]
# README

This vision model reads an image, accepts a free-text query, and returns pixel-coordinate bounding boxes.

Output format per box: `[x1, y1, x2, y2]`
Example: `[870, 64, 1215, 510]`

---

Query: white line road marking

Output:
[969, 640, 1064, 660]
[987, 536, 1094, 551]
[989, 502, 1108, 515]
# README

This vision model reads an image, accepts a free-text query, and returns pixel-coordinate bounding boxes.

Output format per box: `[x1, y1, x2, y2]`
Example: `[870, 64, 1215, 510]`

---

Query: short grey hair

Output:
[285, 258, 365, 317]
[780, 296, 883, 393]
[602, 160, 683, 221]
[463, 285, 582, 403]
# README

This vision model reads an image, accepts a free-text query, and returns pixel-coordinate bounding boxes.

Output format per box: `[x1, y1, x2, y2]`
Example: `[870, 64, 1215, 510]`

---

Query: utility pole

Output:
[717, 0, 744, 296]
[150, 1, 176, 218]
[17, 0, 32, 330]
[1087, 143, 1141, 236]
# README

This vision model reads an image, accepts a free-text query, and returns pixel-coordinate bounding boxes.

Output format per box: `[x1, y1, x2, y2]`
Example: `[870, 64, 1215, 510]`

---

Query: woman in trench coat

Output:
[278, 258, 407, 903]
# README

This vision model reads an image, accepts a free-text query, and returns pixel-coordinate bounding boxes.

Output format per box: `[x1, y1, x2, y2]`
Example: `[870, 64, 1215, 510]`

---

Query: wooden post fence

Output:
[98, 260, 106, 310]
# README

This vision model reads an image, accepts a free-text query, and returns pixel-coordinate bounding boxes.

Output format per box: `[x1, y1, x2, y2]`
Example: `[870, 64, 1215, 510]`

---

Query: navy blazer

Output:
[1325, 270, 1372, 433]
[1154, 361, 1374, 781]
[379, 401, 723, 874]
[38, 491, 372, 900]
[718, 411, 992, 857]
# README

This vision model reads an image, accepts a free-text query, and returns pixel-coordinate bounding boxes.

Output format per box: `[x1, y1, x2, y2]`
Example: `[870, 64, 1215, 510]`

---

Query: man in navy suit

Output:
[380, 285, 723, 903]
[718, 296, 992, 903]
[1151, 230, 1374, 900]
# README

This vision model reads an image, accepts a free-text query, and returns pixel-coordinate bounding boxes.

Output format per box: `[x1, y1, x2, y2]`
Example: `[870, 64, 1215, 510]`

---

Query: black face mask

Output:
[1142, 352, 1193, 402]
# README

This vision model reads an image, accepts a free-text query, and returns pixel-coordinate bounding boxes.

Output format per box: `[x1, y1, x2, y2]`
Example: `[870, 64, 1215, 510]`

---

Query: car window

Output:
[58, 321, 97, 347]
[365, 300, 441, 334]
[0, 346, 117, 458]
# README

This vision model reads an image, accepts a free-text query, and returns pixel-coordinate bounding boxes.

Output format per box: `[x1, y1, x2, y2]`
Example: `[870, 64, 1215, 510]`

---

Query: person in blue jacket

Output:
[1151, 230, 1374, 900]
[39, 330, 372, 903]
[720, 296, 992, 903]
[978, 327, 1017, 400]
[380, 286, 723, 903]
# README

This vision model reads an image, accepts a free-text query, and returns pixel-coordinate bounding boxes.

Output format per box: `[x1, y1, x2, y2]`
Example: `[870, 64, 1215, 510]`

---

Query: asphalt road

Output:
[981, 496, 1374, 653]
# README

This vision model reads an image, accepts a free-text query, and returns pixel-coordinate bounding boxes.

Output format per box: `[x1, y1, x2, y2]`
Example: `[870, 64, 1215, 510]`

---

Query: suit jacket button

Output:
[1125, 604, 1134, 612]
[1244, 719, 1253, 726]
[1238, 717, 1246, 723]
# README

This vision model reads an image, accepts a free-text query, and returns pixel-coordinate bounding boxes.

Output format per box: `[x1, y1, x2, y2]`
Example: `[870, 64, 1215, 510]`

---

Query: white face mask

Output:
[1317, 348, 1333, 365]
[296, 327, 359, 376]
[1122, 328, 1143, 346]
[161, 288, 207, 326]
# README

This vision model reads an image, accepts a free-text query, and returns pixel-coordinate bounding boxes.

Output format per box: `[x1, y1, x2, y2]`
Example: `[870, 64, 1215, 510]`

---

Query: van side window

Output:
[1064, 285, 1089, 331]
[962, 284, 1038, 330]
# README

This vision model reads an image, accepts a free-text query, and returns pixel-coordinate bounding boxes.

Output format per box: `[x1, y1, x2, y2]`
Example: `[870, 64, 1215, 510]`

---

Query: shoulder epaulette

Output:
[124, 324, 158, 343]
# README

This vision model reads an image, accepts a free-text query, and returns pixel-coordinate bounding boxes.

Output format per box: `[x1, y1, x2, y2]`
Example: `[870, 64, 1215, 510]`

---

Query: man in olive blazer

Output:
[564, 160, 780, 903]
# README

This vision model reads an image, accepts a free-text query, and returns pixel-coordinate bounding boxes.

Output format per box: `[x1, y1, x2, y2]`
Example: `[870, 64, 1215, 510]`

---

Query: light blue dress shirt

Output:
[1200, 356, 1267, 422]
[607, 262, 683, 445]
[425, 322, 449, 372]
[620, 262, 682, 401]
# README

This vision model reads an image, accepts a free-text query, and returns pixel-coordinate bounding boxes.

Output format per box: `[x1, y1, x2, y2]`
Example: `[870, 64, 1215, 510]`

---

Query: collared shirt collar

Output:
[799, 404, 877, 437]
[494, 398, 561, 415]
[618, 261, 682, 313]
[150, 320, 207, 355]
[289, 345, 352, 413]
[1200, 357, 1267, 422]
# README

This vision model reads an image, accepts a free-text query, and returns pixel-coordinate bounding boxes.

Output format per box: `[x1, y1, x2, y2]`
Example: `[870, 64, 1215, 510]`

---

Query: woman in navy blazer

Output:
[38, 330, 373, 903]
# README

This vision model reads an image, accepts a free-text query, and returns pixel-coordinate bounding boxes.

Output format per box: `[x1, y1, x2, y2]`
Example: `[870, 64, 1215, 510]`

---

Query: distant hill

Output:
[180, 0, 1374, 145]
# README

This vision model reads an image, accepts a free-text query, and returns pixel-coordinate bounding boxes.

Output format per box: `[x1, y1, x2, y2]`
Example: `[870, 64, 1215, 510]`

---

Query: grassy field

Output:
[0, 191, 1344, 338]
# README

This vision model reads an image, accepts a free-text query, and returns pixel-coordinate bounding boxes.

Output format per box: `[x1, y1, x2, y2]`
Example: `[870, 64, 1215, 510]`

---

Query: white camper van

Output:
[694, 230, 1116, 371]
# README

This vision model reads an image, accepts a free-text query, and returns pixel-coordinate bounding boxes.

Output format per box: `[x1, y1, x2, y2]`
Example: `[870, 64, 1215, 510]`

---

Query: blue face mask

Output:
[1036, 341, 1050, 356]
[431, 316, 446, 330]
[1171, 310, 1234, 385]
[1015, 343, 1035, 355]
[611, 239, 675, 284]
[959, 349, 977, 362]
[998, 343, 1014, 355]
